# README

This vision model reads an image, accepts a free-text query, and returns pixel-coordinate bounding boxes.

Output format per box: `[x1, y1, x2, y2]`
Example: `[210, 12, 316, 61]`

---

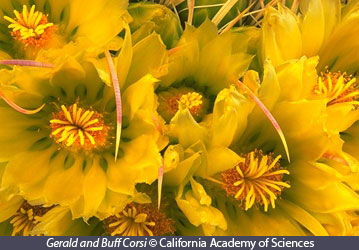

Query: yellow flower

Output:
[0, 39, 165, 220]
[0, 0, 130, 59]
[169, 57, 359, 236]
[261, 1, 359, 74]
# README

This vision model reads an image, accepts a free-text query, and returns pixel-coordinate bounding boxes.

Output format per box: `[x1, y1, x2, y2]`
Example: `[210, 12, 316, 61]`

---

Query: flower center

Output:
[313, 70, 359, 106]
[104, 203, 174, 236]
[158, 88, 206, 122]
[10, 201, 52, 236]
[178, 92, 203, 111]
[50, 104, 108, 151]
[221, 150, 290, 212]
[4, 5, 56, 47]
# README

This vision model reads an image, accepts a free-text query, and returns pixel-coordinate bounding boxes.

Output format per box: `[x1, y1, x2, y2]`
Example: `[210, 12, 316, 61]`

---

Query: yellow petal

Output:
[288, 181, 359, 213]
[122, 74, 157, 120]
[163, 147, 201, 187]
[300, 0, 325, 56]
[170, 108, 207, 149]
[44, 157, 84, 205]
[205, 147, 243, 177]
[83, 163, 107, 219]
[262, 5, 302, 66]
[211, 86, 251, 147]
[326, 104, 359, 133]
[278, 200, 328, 236]
[190, 178, 211, 206]
[176, 190, 227, 235]
[67, 0, 130, 47]
[125, 33, 168, 88]
[2, 147, 54, 188]
[289, 160, 342, 190]
[107, 136, 161, 194]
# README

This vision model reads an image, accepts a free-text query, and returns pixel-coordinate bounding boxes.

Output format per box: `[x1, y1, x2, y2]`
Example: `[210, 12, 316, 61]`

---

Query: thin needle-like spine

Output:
[237, 80, 290, 162]
[105, 51, 122, 161]
[0, 90, 45, 114]
[0, 59, 55, 68]
[158, 160, 164, 210]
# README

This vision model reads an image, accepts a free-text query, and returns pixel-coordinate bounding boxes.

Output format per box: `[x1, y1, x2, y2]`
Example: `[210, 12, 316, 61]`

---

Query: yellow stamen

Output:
[50, 104, 108, 151]
[221, 150, 290, 212]
[10, 201, 52, 236]
[157, 88, 207, 122]
[178, 92, 203, 110]
[4, 5, 56, 47]
[104, 203, 174, 236]
[314, 69, 359, 107]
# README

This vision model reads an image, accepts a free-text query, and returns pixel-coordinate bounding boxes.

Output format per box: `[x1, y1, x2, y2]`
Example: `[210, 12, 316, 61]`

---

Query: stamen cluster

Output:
[50, 104, 108, 151]
[4, 5, 56, 47]
[221, 150, 290, 212]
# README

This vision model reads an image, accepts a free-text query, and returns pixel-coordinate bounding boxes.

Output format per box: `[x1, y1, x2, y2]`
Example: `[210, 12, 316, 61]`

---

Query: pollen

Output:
[10, 201, 52, 236]
[178, 92, 203, 111]
[158, 89, 206, 122]
[50, 104, 108, 151]
[4, 5, 57, 47]
[221, 150, 290, 212]
[166, 92, 203, 116]
[314, 69, 359, 107]
[104, 203, 174, 236]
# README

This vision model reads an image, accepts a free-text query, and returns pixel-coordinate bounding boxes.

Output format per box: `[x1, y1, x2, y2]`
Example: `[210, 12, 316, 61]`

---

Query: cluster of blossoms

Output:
[0, 0, 358, 236]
